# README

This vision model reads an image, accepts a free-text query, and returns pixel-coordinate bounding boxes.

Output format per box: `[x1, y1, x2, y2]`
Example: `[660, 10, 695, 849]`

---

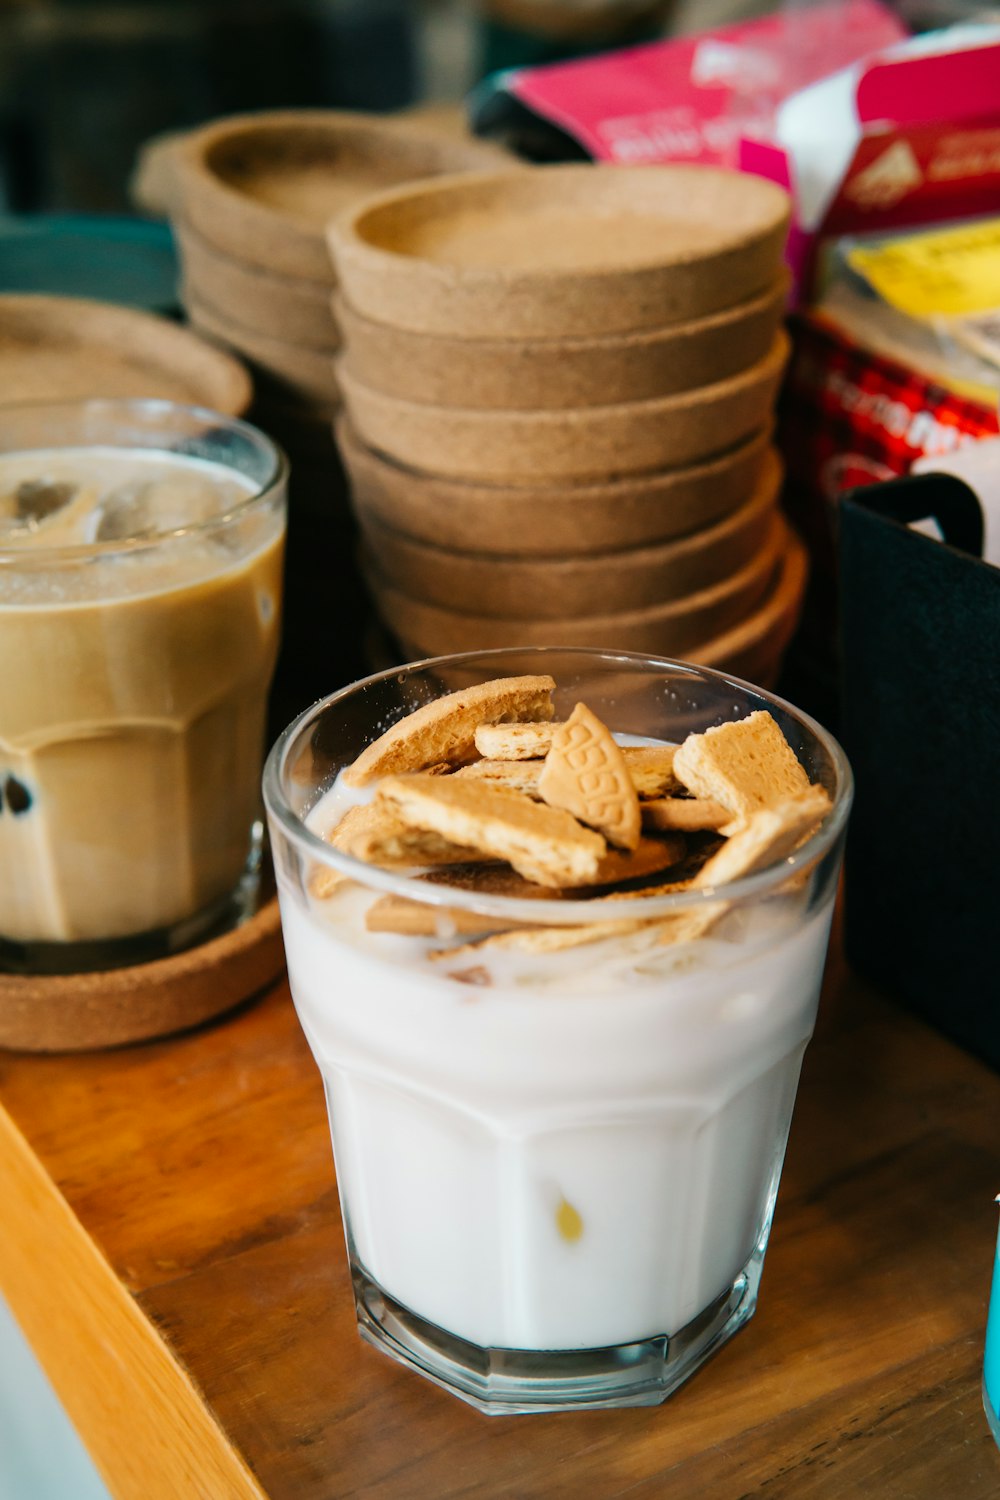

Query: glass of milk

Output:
[264, 648, 852, 1413]
[0, 399, 286, 974]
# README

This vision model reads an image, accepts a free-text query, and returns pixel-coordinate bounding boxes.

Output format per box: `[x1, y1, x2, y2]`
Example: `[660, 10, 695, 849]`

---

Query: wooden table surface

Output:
[1, 944, 999, 1500]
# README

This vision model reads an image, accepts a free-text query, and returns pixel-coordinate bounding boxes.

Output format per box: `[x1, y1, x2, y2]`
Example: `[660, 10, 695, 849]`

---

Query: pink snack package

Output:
[741, 29, 1000, 295]
[472, 4, 1000, 301]
[472, 1, 905, 170]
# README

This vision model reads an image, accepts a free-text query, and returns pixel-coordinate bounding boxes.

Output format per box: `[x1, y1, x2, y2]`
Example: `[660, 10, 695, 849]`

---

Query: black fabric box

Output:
[840, 472, 1000, 1069]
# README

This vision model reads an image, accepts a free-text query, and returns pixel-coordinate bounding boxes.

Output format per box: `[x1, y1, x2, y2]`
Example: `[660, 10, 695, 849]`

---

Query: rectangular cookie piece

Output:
[583, 835, 686, 888]
[310, 801, 485, 897]
[309, 801, 387, 898]
[692, 788, 832, 889]
[432, 915, 657, 960]
[622, 745, 679, 798]
[641, 797, 730, 833]
[672, 710, 814, 825]
[365, 894, 530, 939]
[343, 674, 556, 787]
[653, 903, 728, 947]
[348, 823, 488, 869]
[474, 722, 557, 760]
[375, 773, 605, 889]
[416, 836, 685, 902]
[455, 759, 544, 797]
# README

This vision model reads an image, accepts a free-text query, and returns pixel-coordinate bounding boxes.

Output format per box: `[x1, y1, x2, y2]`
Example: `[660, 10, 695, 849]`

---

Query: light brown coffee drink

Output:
[0, 419, 285, 963]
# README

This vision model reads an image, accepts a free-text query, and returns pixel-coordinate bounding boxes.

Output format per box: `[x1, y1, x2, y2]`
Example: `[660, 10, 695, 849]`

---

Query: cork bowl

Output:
[365, 517, 788, 659]
[690, 529, 808, 687]
[176, 221, 338, 351]
[334, 273, 788, 410]
[357, 470, 779, 619]
[0, 294, 251, 415]
[339, 419, 775, 557]
[188, 294, 339, 408]
[360, 531, 807, 688]
[339, 332, 788, 483]
[328, 164, 791, 339]
[175, 110, 510, 282]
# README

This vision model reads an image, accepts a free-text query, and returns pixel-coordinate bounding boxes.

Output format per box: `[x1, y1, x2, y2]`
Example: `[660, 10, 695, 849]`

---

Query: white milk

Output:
[278, 776, 833, 1352]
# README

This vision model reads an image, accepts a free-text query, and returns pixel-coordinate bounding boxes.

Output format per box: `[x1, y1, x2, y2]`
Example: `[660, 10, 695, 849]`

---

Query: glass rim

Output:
[263, 647, 854, 927]
[0, 396, 288, 565]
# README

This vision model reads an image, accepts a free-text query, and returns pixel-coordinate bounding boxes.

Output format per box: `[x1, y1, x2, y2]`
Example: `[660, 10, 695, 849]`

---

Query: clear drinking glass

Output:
[0, 399, 287, 974]
[263, 647, 852, 1414]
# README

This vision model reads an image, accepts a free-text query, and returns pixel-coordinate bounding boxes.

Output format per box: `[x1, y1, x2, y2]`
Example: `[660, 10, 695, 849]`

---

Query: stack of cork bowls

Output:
[330, 164, 805, 687]
[171, 111, 507, 463]
[167, 111, 508, 710]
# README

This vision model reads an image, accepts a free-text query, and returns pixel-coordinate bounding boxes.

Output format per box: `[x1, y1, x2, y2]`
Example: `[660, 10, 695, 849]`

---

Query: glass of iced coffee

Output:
[264, 648, 851, 1413]
[0, 399, 286, 974]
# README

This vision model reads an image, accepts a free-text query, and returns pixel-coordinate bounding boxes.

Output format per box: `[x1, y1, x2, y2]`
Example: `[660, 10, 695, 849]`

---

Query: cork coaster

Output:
[0, 896, 285, 1053]
[187, 293, 339, 408]
[329, 163, 790, 339]
[0, 294, 251, 414]
[175, 110, 509, 282]
[176, 219, 339, 351]
[337, 333, 788, 484]
[365, 517, 786, 659]
[355, 465, 778, 619]
[333, 273, 788, 410]
[339, 415, 776, 558]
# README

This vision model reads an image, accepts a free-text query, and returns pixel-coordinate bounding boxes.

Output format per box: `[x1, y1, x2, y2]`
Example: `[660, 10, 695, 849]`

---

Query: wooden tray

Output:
[0, 294, 251, 414]
[177, 221, 339, 352]
[357, 467, 778, 619]
[339, 333, 787, 483]
[175, 110, 510, 282]
[188, 295, 339, 409]
[329, 164, 790, 339]
[0, 896, 285, 1053]
[366, 517, 787, 659]
[334, 274, 788, 410]
[339, 417, 774, 556]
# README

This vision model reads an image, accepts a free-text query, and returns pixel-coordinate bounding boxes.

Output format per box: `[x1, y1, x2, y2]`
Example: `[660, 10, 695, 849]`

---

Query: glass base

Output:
[0, 822, 268, 976]
[353, 1247, 765, 1415]
[984, 1377, 1000, 1450]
